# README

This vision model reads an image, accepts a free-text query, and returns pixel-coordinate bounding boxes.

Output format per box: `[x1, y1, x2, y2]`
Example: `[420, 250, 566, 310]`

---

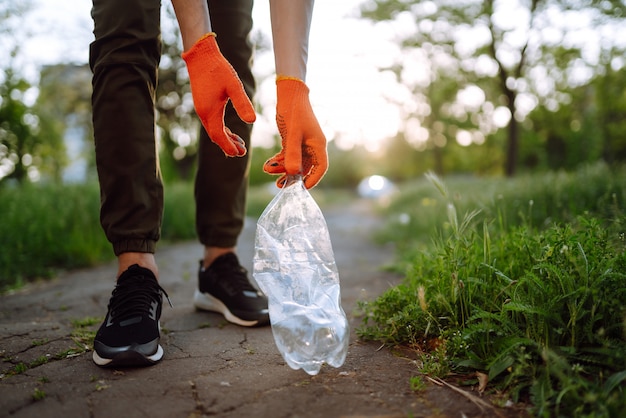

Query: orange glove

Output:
[182, 33, 256, 157]
[263, 77, 328, 189]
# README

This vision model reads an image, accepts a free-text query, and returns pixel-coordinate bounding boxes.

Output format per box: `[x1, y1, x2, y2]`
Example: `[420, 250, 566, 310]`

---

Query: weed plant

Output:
[359, 163, 626, 417]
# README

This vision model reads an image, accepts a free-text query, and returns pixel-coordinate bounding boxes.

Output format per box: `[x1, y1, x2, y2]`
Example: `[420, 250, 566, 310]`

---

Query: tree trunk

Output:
[505, 90, 518, 177]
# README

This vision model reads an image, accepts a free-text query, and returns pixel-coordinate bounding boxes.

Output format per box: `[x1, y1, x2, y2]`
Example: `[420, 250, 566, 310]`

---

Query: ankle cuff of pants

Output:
[198, 232, 239, 249]
[112, 239, 157, 256]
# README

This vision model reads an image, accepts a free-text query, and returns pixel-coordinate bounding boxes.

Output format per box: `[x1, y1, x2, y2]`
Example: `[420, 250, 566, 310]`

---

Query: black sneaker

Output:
[93, 264, 171, 367]
[194, 253, 269, 327]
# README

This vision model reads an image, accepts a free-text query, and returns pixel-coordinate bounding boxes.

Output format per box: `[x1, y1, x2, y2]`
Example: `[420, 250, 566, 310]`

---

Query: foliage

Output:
[359, 0, 626, 176]
[0, 0, 66, 184]
[0, 63, 66, 184]
[595, 57, 626, 163]
[358, 164, 626, 416]
[4, 0, 625, 188]
[35, 64, 93, 181]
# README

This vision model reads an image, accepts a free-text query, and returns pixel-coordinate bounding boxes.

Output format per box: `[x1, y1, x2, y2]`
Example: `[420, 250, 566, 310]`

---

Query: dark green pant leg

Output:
[90, 0, 163, 255]
[195, 0, 256, 248]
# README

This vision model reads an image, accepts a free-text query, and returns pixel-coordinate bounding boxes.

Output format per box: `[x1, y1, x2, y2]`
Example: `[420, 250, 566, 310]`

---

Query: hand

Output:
[263, 77, 327, 189]
[182, 33, 256, 157]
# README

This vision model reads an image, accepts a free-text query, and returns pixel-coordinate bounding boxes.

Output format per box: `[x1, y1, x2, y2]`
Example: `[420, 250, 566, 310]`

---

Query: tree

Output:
[0, 66, 38, 183]
[0, 0, 66, 184]
[361, 0, 626, 176]
[35, 64, 92, 182]
[595, 48, 626, 164]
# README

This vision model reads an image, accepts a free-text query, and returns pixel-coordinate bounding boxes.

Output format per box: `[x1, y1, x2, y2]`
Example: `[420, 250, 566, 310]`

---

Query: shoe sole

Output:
[193, 289, 268, 327]
[92, 344, 164, 368]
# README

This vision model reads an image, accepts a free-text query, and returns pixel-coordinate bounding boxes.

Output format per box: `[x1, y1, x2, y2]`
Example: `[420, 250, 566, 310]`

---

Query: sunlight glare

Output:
[457, 85, 485, 112]
[405, 118, 429, 150]
[357, 174, 397, 199]
[493, 106, 511, 128]
[456, 130, 472, 147]
[368, 175, 386, 191]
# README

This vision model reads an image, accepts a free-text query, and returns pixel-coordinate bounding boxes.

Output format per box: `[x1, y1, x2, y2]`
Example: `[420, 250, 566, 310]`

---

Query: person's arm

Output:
[172, 0, 256, 157]
[264, 0, 328, 189]
[269, 0, 314, 80]
[170, 0, 212, 51]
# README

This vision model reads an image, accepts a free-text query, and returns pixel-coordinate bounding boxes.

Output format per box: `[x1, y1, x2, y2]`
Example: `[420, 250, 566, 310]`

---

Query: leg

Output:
[91, 0, 163, 277]
[195, 0, 255, 266]
[193, 0, 268, 327]
[90, 0, 168, 367]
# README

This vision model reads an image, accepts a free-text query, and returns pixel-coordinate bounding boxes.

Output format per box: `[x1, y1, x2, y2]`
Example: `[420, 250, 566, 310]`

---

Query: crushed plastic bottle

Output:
[253, 175, 349, 375]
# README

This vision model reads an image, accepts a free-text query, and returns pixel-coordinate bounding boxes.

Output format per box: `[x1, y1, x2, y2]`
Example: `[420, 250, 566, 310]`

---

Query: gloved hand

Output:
[263, 77, 327, 189]
[182, 33, 256, 157]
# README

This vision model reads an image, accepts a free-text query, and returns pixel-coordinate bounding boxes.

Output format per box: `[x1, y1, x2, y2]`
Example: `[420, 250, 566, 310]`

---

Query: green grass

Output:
[358, 162, 626, 417]
[0, 180, 276, 291]
[0, 182, 110, 289]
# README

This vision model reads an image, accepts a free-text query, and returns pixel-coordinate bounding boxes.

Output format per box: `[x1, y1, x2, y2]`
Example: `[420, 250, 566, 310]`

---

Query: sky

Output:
[22, 0, 403, 152]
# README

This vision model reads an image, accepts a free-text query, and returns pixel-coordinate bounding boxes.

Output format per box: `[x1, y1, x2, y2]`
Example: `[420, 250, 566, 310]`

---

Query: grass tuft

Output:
[358, 162, 626, 417]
